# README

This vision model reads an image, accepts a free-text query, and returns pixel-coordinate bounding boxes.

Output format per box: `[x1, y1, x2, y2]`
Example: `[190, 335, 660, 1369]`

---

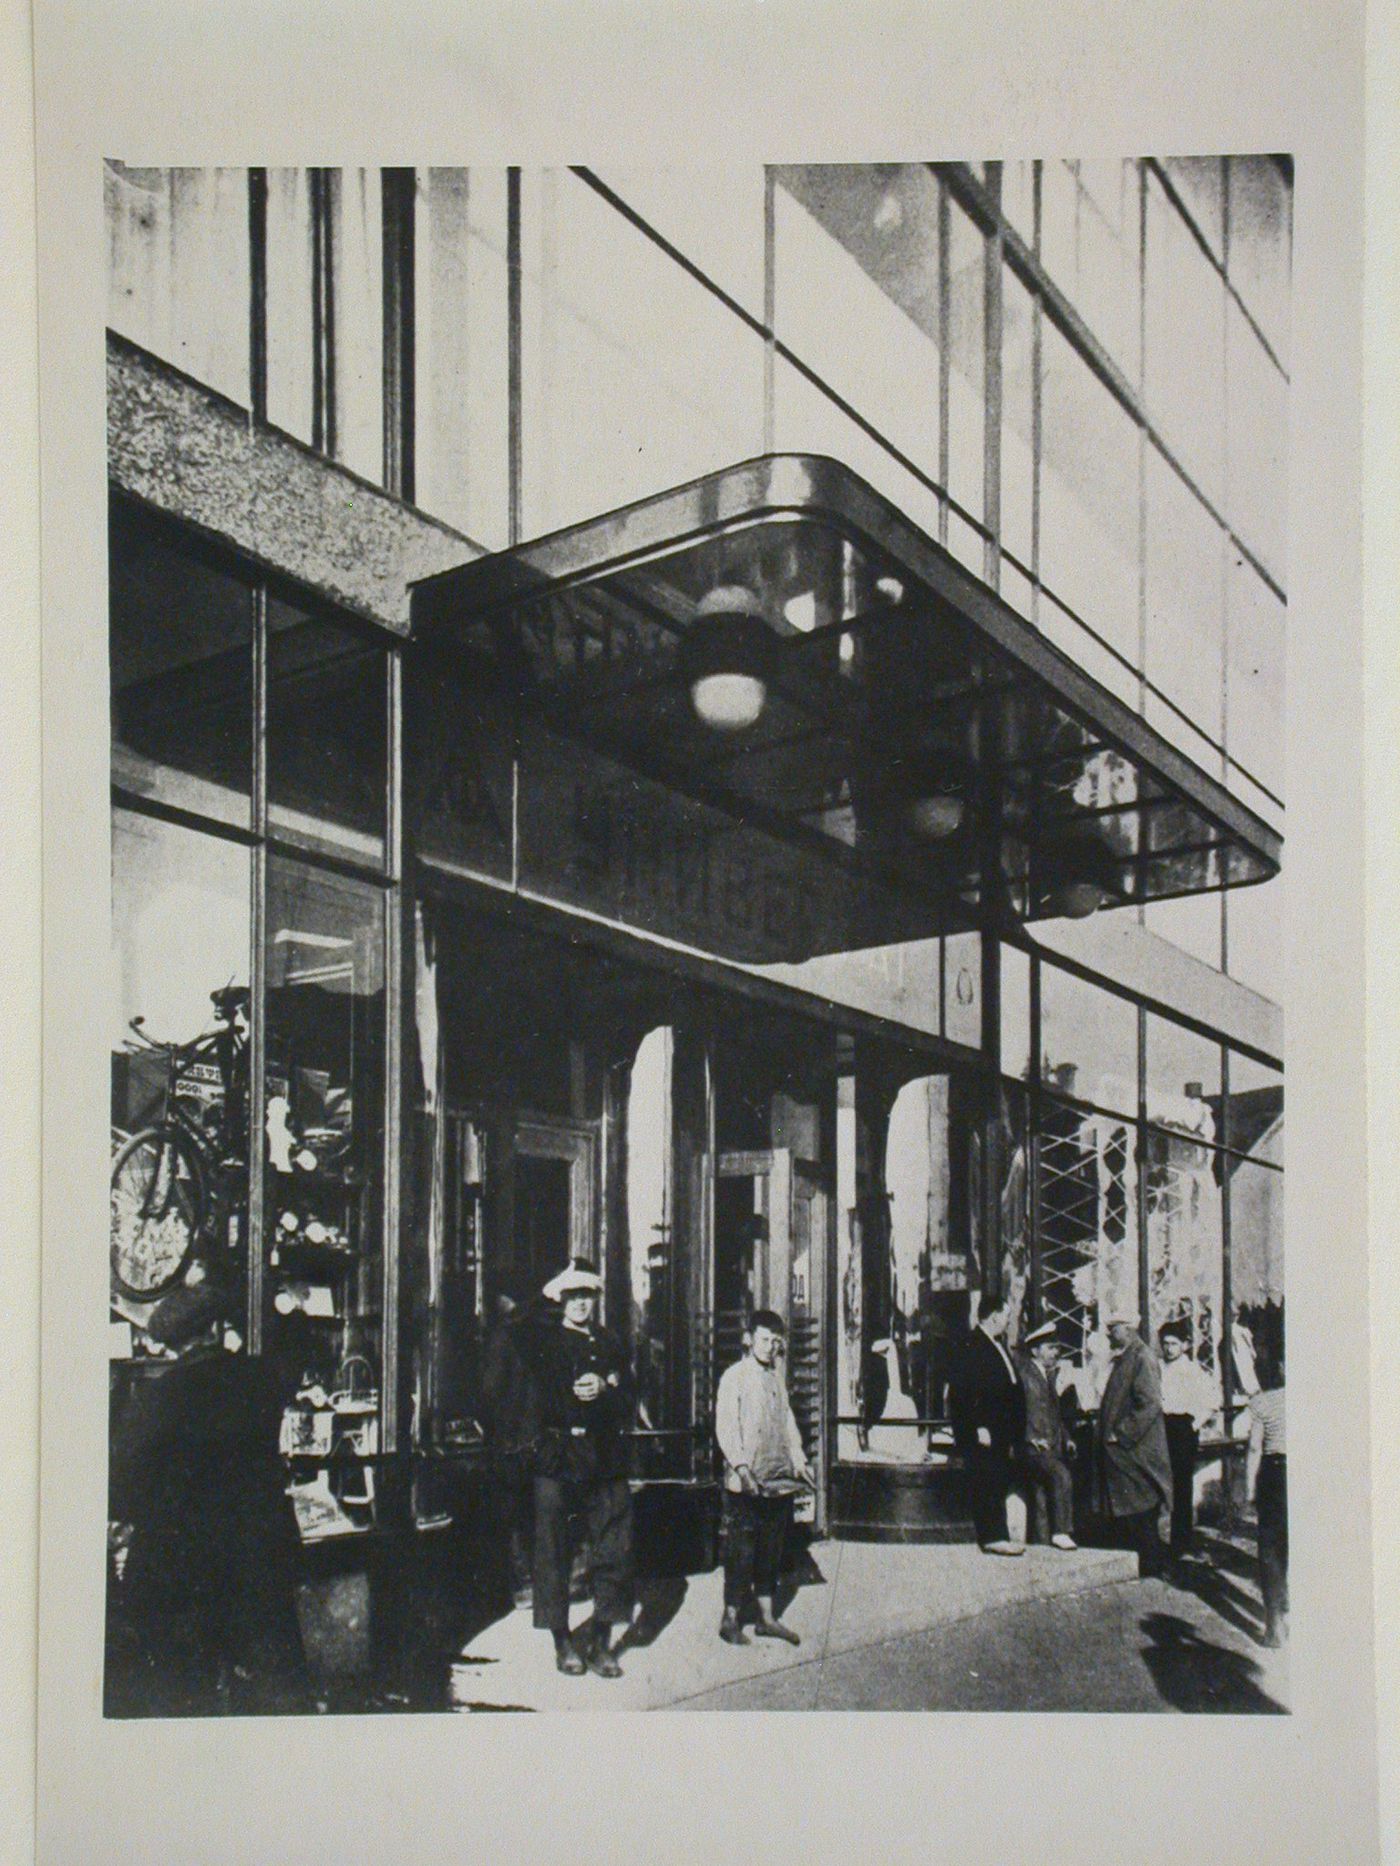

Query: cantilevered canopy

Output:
[411, 456, 1280, 966]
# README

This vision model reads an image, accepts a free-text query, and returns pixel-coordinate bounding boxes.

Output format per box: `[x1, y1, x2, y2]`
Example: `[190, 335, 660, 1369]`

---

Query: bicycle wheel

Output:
[110, 1125, 207, 1300]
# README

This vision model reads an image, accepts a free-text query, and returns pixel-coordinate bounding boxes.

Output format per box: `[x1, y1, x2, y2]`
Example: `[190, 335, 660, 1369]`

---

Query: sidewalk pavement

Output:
[448, 1539, 1137, 1712]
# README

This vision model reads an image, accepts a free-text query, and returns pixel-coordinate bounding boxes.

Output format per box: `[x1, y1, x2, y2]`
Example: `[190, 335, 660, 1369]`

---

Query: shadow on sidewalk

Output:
[1138, 1611, 1285, 1713]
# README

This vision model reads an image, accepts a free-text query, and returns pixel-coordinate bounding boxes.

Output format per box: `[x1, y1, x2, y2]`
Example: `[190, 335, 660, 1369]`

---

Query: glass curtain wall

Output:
[109, 501, 400, 1515]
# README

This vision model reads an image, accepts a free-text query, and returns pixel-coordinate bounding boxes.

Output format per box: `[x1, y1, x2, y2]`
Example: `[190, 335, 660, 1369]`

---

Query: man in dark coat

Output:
[950, 1289, 1027, 1555]
[108, 1285, 309, 1717]
[1015, 1320, 1077, 1549]
[1095, 1314, 1174, 1578]
[525, 1259, 635, 1678]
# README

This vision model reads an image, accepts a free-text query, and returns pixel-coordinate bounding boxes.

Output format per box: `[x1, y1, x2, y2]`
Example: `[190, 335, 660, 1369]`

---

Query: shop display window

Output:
[110, 809, 251, 1336]
[1145, 1127, 1224, 1379]
[264, 857, 387, 1532]
[1036, 1101, 1139, 1406]
[109, 503, 253, 830]
[267, 597, 388, 869]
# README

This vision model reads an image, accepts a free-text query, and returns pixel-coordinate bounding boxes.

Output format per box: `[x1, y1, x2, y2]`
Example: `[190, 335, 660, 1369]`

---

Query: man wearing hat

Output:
[950, 1288, 1027, 1555]
[527, 1259, 635, 1678]
[1015, 1320, 1077, 1550]
[1094, 1314, 1174, 1579]
[107, 1283, 309, 1716]
[1157, 1322, 1218, 1558]
[713, 1309, 815, 1646]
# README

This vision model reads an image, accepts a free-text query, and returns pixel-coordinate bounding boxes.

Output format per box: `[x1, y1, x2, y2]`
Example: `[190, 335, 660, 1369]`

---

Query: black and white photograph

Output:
[101, 156, 1291, 1718]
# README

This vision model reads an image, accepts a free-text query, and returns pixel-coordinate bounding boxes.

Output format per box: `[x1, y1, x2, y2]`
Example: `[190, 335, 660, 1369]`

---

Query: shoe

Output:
[553, 1636, 586, 1676]
[718, 1609, 750, 1647]
[586, 1641, 623, 1679]
[1051, 1533, 1078, 1551]
[983, 1540, 1026, 1557]
[753, 1618, 801, 1646]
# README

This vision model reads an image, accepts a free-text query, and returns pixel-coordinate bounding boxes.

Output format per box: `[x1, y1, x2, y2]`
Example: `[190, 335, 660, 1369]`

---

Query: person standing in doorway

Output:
[714, 1310, 815, 1647]
[1015, 1320, 1077, 1550]
[1246, 1339, 1288, 1647]
[527, 1260, 635, 1679]
[1157, 1323, 1218, 1559]
[951, 1289, 1027, 1556]
[1095, 1314, 1174, 1579]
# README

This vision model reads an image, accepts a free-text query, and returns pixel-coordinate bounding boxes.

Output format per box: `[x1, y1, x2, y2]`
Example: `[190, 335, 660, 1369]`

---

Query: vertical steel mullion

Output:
[248, 169, 268, 424]
[1030, 163, 1043, 624]
[1028, 952, 1043, 1323]
[1136, 1003, 1150, 1337]
[507, 167, 523, 547]
[310, 169, 338, 460]
[937, 179, 951, 546]
[247, 585, 268, 1354]
[381, 168, 417, 502]
[763, 167, 777, 455]
[382, 648, 404, 1457]
[982, 162, 1004, 590]
[1219, 1047, 1236, 1448]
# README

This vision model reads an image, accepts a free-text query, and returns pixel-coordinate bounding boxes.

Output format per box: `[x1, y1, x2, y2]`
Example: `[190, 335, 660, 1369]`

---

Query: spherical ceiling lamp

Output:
[1041, 832, 1122, 919]
[888, 749, 969, 841]
[680, 585, 776, 733]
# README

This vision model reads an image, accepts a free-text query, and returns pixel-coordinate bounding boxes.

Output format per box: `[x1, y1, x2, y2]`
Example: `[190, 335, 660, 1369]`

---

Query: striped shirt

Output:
[1248, 1386, 1286, 1456]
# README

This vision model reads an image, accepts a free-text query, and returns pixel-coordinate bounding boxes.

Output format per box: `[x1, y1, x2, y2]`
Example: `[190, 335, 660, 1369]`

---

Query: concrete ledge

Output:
[107, 333, 478, 635]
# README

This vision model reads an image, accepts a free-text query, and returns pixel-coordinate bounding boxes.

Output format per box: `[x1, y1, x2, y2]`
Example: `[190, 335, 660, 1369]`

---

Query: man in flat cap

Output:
[1095, 1313, 1173, 1579]
[527, 1259, 635, 1678]
[714, 1309, 815, 1646]
[1015, 1320, 1077, 1550]
[107, 1283, 308, 1716]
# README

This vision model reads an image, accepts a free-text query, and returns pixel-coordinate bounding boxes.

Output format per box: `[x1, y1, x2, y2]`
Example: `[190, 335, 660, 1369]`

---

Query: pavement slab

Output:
[448, 1538, 1137, 1713]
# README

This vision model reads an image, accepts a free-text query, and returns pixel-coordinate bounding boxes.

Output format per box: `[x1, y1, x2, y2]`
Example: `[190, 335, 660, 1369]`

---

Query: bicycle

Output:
[110, 985, 249, 1302]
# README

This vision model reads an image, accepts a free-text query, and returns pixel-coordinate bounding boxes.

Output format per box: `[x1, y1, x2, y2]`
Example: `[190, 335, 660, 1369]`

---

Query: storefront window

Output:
[264, 857, 387, 1519]
[1037, 1102, 1138, 1404]
[626, 1026, 674, 1448]
[520, 169, 766, 539]
[1039, 319, 1141, 674]
[1145, 1128, 1224, 1377]
[105, 163, 251, 405]
[110, 505, 253, 830]
[267, 597, 388, 869]
[110, 809, 251, 1326]
[1038, 962, 1138, 1116]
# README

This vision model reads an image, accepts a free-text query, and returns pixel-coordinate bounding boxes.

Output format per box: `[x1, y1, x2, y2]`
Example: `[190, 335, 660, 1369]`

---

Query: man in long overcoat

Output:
[1094, 1314, 1173, 1578]
[525, 1259, 635, 1678]
[950, 1289, 1027, 1555]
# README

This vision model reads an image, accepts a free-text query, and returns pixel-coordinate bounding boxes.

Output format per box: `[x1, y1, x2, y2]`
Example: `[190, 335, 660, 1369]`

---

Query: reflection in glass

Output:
[946, 202, 986, 523]
[1145, 1130, 1224, 1380]
[520, 169, 765, 538]
[1145, 1013, 1221, 1134]
[264, 859, 386, 1500]
[1224, 1052, 1283, 1159]
[110, 811, 251, 1328]
[1039, 319, 1141, 670]
[267, 599, 387, 867]
[110, 507, 252, 829]
[1038, 963, 1138, 1116]
[1227, 1150, 1284, 1311]
[1036, 1104, 1138, 1409]
[773, 165, 943, 503]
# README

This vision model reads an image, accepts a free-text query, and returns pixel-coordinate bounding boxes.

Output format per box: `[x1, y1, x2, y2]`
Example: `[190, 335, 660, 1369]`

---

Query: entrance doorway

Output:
[510, 1115, 597, 1299]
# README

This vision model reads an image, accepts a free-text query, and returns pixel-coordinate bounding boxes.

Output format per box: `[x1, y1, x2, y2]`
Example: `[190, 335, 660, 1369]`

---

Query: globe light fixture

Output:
[680, 584, 776, 732]
[1041, 832, 1123, 919]
[884, 748, 968, 841]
